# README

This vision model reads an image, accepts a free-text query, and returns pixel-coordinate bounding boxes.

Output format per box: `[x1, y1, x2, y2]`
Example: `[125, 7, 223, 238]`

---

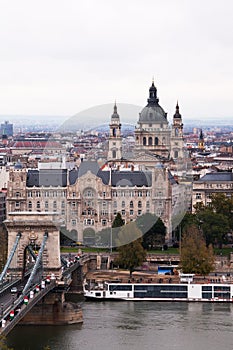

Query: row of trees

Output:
[178, 193, 233, 274]
[179, 193, 233, 248]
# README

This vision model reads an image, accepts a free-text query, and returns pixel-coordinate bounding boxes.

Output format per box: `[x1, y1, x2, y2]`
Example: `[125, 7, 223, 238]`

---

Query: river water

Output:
[7, 299, 233, 350]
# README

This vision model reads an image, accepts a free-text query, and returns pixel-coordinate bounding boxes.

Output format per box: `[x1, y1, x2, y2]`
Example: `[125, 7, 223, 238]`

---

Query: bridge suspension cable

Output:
[0, 232, 21, 283]
[22, 232, 48, 294]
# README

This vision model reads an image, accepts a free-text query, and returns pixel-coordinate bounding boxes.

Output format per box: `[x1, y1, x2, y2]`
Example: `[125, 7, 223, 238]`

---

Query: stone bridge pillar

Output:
[4, 212, 62, 280]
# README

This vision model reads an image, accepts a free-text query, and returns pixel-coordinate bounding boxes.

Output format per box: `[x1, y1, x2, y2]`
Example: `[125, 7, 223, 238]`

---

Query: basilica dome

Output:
[138, 82, 168, 124]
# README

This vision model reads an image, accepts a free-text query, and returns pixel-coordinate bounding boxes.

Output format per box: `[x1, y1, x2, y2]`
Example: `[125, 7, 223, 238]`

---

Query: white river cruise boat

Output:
[84, 274, 233, 302]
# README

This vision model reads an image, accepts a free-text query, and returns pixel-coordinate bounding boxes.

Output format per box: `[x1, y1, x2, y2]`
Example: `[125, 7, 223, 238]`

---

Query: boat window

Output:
[109, 285, 132, 291]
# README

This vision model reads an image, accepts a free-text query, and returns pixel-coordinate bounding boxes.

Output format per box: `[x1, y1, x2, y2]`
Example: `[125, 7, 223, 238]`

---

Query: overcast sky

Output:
[0, 0, 232, 122]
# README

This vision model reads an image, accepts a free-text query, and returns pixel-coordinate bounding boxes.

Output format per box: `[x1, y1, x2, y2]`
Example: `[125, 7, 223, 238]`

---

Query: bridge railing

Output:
[0, 279, 56, 336]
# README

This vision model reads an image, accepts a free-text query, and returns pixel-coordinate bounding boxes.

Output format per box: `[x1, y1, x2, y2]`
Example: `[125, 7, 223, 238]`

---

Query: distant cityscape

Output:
[0, 82, 232, 245]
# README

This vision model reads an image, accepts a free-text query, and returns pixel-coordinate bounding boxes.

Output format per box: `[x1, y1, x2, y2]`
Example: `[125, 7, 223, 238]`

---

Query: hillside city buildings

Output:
[0, 82, 233, 244]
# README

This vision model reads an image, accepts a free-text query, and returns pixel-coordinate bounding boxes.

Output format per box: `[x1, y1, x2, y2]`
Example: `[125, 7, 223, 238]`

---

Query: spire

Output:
[199, 129, 204, 140]
[147, 80, 159, 106]
[114, 101, 117, 114]
[173, 101, 181, 118]
[111, 101, 119, 120]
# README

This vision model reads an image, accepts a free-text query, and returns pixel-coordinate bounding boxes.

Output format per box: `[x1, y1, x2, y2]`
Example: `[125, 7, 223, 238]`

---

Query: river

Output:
[7, 299, 233, 350]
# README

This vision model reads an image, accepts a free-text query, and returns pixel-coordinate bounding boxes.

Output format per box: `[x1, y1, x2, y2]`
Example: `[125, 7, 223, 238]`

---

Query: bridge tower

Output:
[4, 212, 62, 280]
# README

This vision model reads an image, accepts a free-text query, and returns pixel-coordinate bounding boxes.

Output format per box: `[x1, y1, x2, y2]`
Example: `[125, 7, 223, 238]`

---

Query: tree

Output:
[115, 222, 146, 277]
[112, 212, 124, 228]
[136, 214, 166, 249]
[197, 209, 229, 248]
[180, 225, 215, 275]
[211, 193, 233, 230]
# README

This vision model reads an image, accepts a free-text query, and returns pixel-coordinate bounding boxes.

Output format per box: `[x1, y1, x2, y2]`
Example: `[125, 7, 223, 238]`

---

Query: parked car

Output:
[10, 287, 17, 293]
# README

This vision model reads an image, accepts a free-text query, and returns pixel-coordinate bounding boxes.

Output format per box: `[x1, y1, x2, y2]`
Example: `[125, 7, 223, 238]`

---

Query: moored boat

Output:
[83, 274, 233, 302]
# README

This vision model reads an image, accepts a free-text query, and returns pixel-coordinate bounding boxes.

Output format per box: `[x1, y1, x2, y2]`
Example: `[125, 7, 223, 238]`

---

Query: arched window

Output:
[112, 150, 116, 158]
[143, 137, 147, 146]
[122, 201, 125, 208]
[28, 201, 32, 209]
[149, 137, 152, 146]
[113, 128, 116, 137]
[155, 137, 159, 145]
[36, 201, 40, 209]
[174, 150, 179, 158]
[138, 201, 142, 208]
[130, 200, 134, 208]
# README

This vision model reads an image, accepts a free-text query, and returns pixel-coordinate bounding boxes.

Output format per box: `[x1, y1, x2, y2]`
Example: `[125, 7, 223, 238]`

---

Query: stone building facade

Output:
[192, 172, 233, 211]
[6, 82, 189, 244]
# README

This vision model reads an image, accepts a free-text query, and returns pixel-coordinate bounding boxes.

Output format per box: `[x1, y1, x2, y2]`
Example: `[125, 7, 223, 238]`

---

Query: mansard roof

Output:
[196, 172, 233, 182]
[27, 169, 67, 187]
[111, 171, 152, 187]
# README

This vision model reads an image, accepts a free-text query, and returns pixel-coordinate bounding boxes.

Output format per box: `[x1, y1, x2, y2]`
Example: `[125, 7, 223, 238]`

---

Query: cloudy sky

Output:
[0, 0, 232, 122]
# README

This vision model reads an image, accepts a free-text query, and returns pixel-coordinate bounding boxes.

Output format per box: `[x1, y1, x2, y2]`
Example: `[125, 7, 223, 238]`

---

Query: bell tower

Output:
[170, 102, 184, 159]
[107, 103, 122, 161]
[198, 129, 205, 152]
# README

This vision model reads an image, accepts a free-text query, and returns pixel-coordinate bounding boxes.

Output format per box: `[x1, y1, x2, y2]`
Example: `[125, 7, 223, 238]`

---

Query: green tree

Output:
[180, 225, 215, 275]
[197, 209, 229, 248]
[211, 193, 233, 230]
[115, 222, 146, 277]
[136, 214, 166, 249]
[112, 212, 124, 228]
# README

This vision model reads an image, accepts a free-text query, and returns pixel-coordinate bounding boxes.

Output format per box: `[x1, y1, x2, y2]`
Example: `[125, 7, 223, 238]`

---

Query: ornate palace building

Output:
[6, 82, 189, 244]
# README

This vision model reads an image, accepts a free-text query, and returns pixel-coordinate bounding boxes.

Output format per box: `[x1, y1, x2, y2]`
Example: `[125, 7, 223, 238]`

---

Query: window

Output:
[155, 137, 159, 145]
[53, 201, 57, 208]
[196, 193, 201, 199]
[84, 189, 94, 198]
[28, 201, 32, 209]
[45, 201, 48, 209]
[28, 191, 32, 197]
[15, 191, 21, 198]
[122, 201, 125, 208]
[143, 137, 147, 146]
[102, 191, 106, 198]
[121, 209, 125, 216]
[130, 201, 134, 208]
[149, 137, 152, 146]
[138, 201, 142, 208]
[113, 201, 117, 208]
[138, 210, 142, 216]
[112, 150, 116, 158]
[130, 209, 134, 216]
[138, 191, 142, 197]
[36, 201, 40, 209]
[36, 191, 40, 197]
[146, 201, 150, 208]
[61, 201, 65, 208]
[72, 201, 76, 208]
[102, 219, 107, 226]
[85, 219, 94, 225]
[174, 150, 179, 158]
[44, 191, 49, 197]
[72, 219, 76, 226]
[72, 192, 76, 197]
